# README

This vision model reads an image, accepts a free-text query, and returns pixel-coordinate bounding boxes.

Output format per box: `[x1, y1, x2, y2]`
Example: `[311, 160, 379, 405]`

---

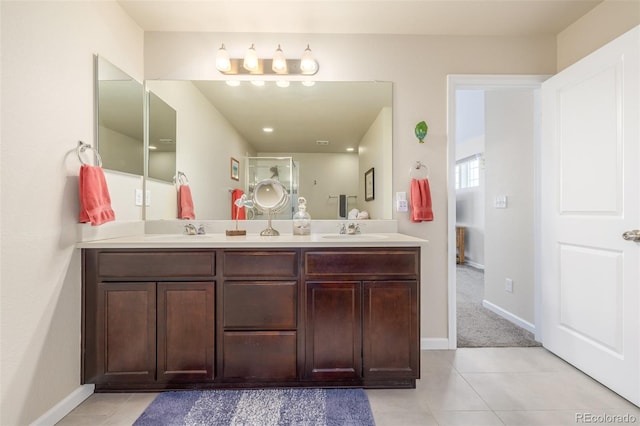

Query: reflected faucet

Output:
[184, 223, 197, 235]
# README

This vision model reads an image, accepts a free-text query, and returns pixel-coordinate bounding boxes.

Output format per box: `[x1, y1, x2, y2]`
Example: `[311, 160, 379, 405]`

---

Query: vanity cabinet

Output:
[82, 245, 419, 390]
[220, 250, 299, 382]
[304, 249, 420, 386]
[83, 250, 216, 389]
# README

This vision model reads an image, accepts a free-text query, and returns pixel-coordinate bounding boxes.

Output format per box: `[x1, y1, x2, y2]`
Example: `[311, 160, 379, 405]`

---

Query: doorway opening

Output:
[446, 75, 546, 349]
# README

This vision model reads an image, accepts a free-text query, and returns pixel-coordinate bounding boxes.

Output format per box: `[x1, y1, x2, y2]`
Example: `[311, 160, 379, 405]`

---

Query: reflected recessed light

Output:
[263, 127, 274, 133]
[225, 80, 241, 87]
[346, 147, 355, 152]
[251, 80, 265, 86]
[148, 145, 158, 150]
[276, 80, 290, 88]
[302, 81, 315, 87]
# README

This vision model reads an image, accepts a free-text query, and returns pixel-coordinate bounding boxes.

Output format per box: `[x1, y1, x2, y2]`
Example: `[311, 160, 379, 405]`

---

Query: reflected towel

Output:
[339, 194, 347, 219]
[410, 178, 433, 222]
[178, 185, 195, 220]
[231, 188, 246, 220]
[79, 165, 115, 226]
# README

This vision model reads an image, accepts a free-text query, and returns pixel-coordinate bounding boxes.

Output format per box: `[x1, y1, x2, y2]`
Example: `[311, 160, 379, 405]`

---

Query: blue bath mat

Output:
[133, 388, 375, 425]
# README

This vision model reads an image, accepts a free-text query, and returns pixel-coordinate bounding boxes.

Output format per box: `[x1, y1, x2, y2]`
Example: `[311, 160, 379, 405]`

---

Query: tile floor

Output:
[57, 347, 640, 426]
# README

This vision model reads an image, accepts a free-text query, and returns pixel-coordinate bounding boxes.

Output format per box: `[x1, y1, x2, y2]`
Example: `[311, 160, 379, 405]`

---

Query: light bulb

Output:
[300, 44, 317, 74]
[272, 44, 288, 74]
[216, 44, 231, 72]
[243, 44, 259, 72]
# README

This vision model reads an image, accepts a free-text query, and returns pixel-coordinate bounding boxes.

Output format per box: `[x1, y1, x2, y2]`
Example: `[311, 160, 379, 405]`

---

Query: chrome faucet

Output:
[197, 224, 206, 235]
[347, 223, 361, 235]
[339, 223, 347, 234]
[184, 223, 197, 235]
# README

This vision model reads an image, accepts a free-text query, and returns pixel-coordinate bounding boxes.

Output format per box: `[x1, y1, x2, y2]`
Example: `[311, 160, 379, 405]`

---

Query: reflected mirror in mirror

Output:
[144, 80, 392, 220]
[96, 55, 144, 175]
[148, 91, 177, 182]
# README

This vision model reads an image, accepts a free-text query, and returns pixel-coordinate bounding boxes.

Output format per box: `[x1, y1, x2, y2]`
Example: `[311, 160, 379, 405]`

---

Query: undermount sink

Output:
[319, 233, 388, 240]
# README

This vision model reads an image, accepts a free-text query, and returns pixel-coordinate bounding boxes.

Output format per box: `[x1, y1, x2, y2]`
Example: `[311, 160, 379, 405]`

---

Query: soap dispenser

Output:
[293, 197, 311, 235]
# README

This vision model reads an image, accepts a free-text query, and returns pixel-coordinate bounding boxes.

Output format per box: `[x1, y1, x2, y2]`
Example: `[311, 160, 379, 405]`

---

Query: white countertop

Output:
[76, 232, 427, 249]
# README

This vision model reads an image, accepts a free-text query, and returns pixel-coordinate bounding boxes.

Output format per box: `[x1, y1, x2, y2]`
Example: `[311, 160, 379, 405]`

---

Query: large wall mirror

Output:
[95, 55, 144, 175]
[144, 80, 393, 221]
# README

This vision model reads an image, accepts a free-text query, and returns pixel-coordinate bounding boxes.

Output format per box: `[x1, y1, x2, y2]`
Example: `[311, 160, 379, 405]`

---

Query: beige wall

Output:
[483, 89, 536, 325]
[144, 31, 559, 341]
[358, 107, 392, 220]
[0, 1, 143, 424]
[557, 0, 640, 71]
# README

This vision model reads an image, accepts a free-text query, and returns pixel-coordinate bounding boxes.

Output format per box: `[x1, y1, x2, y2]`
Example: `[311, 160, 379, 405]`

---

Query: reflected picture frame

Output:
[365, 167, 374, 201]
[231, 157, 239, 181]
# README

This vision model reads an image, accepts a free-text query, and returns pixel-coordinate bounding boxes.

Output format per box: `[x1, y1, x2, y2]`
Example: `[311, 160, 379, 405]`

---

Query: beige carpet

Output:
[457, 265, 541, 348]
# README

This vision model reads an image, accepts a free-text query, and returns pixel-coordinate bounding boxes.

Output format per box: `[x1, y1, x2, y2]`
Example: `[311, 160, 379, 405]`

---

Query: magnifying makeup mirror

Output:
[253, 179, 289, 236]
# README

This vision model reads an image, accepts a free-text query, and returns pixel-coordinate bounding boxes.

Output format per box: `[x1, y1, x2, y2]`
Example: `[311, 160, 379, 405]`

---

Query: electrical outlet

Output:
[505, 278, 514, 293]
[145, 190, 151, 206]
[495, 195, 508, 209]
[396, 192, 408, 212]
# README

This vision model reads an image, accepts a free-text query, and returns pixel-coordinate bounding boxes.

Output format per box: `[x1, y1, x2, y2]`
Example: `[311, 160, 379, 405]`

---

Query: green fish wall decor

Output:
[415, 121, 428, 143]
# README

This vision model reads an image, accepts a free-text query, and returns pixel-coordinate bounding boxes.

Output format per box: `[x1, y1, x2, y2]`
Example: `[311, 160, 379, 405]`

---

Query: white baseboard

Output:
[463, 260, 484, 270]
[421, 337, 450, 350]
[482, 299, 536, 334]
[31, 384, 94, 426]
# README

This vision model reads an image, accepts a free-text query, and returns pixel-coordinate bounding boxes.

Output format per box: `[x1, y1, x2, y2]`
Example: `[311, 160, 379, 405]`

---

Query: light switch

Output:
[495, 195, 508, 209]
[145, 190, 151, 206]
[135, 189, 143, 206]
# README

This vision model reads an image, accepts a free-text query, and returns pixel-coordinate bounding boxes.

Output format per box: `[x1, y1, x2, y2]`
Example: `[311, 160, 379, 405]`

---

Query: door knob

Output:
[622, 230, 640, 242]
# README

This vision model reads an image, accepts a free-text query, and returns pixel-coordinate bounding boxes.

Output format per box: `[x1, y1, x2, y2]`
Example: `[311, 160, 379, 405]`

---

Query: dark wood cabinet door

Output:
[363, 280, 419, 379]
[95, 282, 156, 384]
[157, 282, 215, 382]
[305, 281, 362, 380]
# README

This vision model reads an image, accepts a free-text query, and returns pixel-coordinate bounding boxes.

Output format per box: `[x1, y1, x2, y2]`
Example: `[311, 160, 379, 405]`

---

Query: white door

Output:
[541, 26, 639, 405]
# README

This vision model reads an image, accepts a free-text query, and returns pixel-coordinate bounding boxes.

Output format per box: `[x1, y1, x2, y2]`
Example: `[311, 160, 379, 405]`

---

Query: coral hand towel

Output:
[178, 185, 195, 219]
[410, 178, 434, 222]
[79, 165, 115, 226]
[231, 189, 246, 220]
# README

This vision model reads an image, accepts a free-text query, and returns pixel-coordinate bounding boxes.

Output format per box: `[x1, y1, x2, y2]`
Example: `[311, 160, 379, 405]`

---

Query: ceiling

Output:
[118, 0, 602, 36]
[116, 0, 603, 154]
[192, 81, 392, 153]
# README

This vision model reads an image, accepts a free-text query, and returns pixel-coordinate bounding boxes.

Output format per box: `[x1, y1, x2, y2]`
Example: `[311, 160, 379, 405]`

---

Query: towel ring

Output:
[174, 171, 189, 186]
[409, 161, 429, 179]
[77, 141, 102, 167]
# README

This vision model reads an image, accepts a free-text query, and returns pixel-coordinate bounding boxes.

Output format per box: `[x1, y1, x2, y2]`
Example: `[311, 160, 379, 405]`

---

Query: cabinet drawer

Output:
[304, 249, 418, 277]
[97, 251, 215, 278]
[223, 281, 296, 329]
[223, 331, 297, 380]
[223, 251, 298, 278]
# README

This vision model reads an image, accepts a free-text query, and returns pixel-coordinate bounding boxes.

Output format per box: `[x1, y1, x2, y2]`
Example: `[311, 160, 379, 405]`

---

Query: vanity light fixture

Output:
[300, 44, 318, 74]
[272, 45, 287, 74]
[243, 44, 259, 72]
[215, 43, 319, 76]
[216, 44, 231, 72]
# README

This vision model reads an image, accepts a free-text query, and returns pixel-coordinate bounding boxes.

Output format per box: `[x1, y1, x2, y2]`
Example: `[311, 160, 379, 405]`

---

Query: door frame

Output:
[446, 74, 548, 349]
